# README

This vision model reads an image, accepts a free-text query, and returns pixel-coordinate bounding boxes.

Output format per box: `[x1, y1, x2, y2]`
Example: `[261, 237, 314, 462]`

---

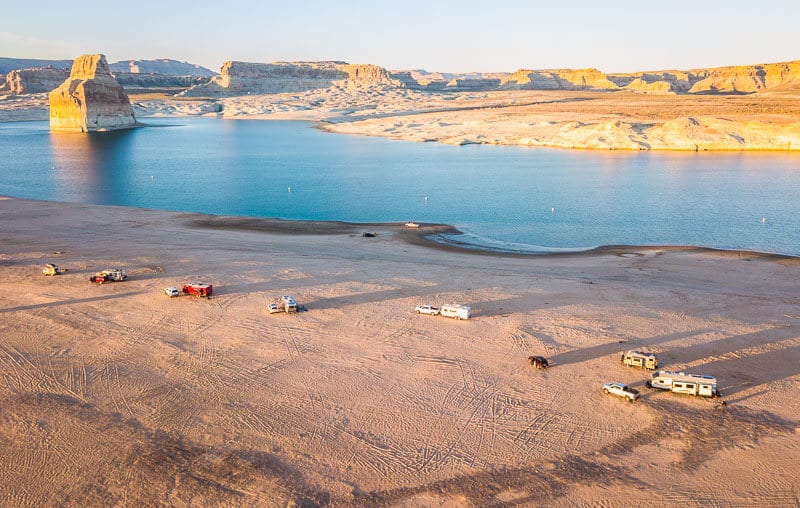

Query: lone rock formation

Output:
[49, 54, 136, 132]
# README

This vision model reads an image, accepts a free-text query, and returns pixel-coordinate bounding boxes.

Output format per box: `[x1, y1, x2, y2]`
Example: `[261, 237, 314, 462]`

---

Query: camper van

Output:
[440, 304, 471, 320]
[621, 350, 659, 370]
[647, 371, 719, 398]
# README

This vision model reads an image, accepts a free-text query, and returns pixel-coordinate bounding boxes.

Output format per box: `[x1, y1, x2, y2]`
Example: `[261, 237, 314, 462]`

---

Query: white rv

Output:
[440, 304, 471, 320]
[280, 295, 298, 313]
[647, 371, 719, 398]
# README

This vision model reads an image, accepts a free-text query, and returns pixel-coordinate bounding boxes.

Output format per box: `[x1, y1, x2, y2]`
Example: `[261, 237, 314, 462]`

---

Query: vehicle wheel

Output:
[603, 389, 609, 394]
[628, 398, 634, 403]
[416, 311, 420, 314]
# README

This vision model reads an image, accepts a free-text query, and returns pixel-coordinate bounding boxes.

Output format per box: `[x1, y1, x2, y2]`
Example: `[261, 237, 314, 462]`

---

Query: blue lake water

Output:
[1, 117, 799, 255]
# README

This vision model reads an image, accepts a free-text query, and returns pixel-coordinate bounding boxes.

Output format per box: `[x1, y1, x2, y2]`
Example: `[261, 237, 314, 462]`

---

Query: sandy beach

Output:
[1, 197, 799, 506]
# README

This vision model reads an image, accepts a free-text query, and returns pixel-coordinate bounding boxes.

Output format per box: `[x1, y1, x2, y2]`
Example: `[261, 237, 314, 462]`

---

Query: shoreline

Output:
[8, 195, 799, 262]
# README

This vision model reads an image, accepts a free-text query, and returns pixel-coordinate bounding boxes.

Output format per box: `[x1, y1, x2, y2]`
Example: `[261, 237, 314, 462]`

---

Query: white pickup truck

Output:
[414, 304, 440, 316]
[603, 382, 640, 402]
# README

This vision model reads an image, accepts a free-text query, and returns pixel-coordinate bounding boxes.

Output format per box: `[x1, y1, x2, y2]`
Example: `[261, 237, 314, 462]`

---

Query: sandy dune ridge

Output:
[0, 197, 798, 505]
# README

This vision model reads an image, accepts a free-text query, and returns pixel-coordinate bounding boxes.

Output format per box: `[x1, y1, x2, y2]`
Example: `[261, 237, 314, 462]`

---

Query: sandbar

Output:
[0, 197, 798, 505]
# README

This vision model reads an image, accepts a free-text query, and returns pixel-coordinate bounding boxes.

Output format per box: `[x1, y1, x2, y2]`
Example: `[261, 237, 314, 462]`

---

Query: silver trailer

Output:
[647, 371, 719, 398]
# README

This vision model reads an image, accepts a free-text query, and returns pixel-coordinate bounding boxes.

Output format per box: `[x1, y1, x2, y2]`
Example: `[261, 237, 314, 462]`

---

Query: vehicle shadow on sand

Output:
[0, 291, 144, 313]
[547, 329, 714, 368]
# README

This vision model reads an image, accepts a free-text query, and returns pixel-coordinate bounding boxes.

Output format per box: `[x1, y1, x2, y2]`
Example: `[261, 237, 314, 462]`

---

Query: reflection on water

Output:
[49, 129, 138, 204]
[2, 118, 800, 256]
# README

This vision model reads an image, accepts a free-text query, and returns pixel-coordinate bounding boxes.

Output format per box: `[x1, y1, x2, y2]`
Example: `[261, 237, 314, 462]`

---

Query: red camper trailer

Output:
[182, 282, 213, 297]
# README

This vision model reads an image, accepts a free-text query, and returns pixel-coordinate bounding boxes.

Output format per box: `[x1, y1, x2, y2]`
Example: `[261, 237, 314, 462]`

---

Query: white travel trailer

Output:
[440, 304, 471, 320]
[647, 371, 719, 398]
[621, 350, 659, 370]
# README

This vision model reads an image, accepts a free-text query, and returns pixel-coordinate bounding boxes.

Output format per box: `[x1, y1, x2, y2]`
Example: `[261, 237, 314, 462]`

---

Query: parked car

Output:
[603, 382, 640, 402]
[268, 303, 281, 314]
[415, 304, 440, 315]
[528, 355, 549, 369]
[164, 287, 180, 297]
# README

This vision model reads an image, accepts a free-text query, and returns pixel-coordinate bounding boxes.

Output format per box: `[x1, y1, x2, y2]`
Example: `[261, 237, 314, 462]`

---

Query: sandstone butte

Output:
[182, 61, 398, 96]
[49, 54, 137, 132]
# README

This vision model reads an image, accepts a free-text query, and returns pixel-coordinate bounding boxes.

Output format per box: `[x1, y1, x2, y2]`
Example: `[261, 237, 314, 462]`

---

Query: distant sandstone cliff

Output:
[113, 73, 208, 90]
[393, 60, 800, 95]
[0, 67, 69, 95]
[182, 61, 399, 96]
[500, 68, 618, 90]
[687, 60, 800, 93]
[108, 59, 216, 78]
[0, 57, 214, 96]
[49, 54, 137, 132]
[0, 57, 72, 75]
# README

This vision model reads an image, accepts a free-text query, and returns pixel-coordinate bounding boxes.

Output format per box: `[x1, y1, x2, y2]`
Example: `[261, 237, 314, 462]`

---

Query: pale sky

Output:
[1, 0, 798, 73]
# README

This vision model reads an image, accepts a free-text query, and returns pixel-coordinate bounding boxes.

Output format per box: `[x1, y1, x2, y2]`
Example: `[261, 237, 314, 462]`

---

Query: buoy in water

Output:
[762, 217, 766, 224]
[551, 207, 555, 214]
[288, 186, 291, 193]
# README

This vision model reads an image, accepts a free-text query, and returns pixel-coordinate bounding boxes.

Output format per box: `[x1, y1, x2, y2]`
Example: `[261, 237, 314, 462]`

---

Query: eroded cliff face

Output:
[688, 61, 800, 93]
[501, 68, 618, 90]
[183, 61, 398, 96]
[49, 54, 137, 132]
[108, 59, 216, 77]
[0, 67, 70, 95]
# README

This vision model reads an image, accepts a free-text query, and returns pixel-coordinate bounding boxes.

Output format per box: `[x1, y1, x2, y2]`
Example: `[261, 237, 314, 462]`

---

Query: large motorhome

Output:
[647, 371, 719, 398]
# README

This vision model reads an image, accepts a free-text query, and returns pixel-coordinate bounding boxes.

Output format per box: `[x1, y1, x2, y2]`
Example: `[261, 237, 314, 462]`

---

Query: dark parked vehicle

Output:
[528, 355, 549, 369]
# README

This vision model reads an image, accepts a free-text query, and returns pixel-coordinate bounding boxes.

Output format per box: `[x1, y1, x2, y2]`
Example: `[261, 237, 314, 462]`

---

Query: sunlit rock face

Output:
[49, 54, 137, 132]
[182, 61, 398, 96]
[0, 67, 69, 95]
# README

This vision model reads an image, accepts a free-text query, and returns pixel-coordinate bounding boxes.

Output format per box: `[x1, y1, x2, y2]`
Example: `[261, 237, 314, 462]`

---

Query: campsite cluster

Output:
[531, 346, 723, 404]
[42, 261, 724, 405]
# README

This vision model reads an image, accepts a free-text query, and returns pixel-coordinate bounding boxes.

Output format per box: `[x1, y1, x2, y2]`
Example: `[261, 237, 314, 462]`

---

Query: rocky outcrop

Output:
[688, 61, 800, 93]
[339, 64, 393, 82]
[623, 78, 676, 95]
[390, 70, 508, 91]
[501, 68, 619, 91]
[108, 59, 216, 77]
[49, 54, 137, 132]
[183, 61, 400, 96]
[0, 67, 69, 95]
